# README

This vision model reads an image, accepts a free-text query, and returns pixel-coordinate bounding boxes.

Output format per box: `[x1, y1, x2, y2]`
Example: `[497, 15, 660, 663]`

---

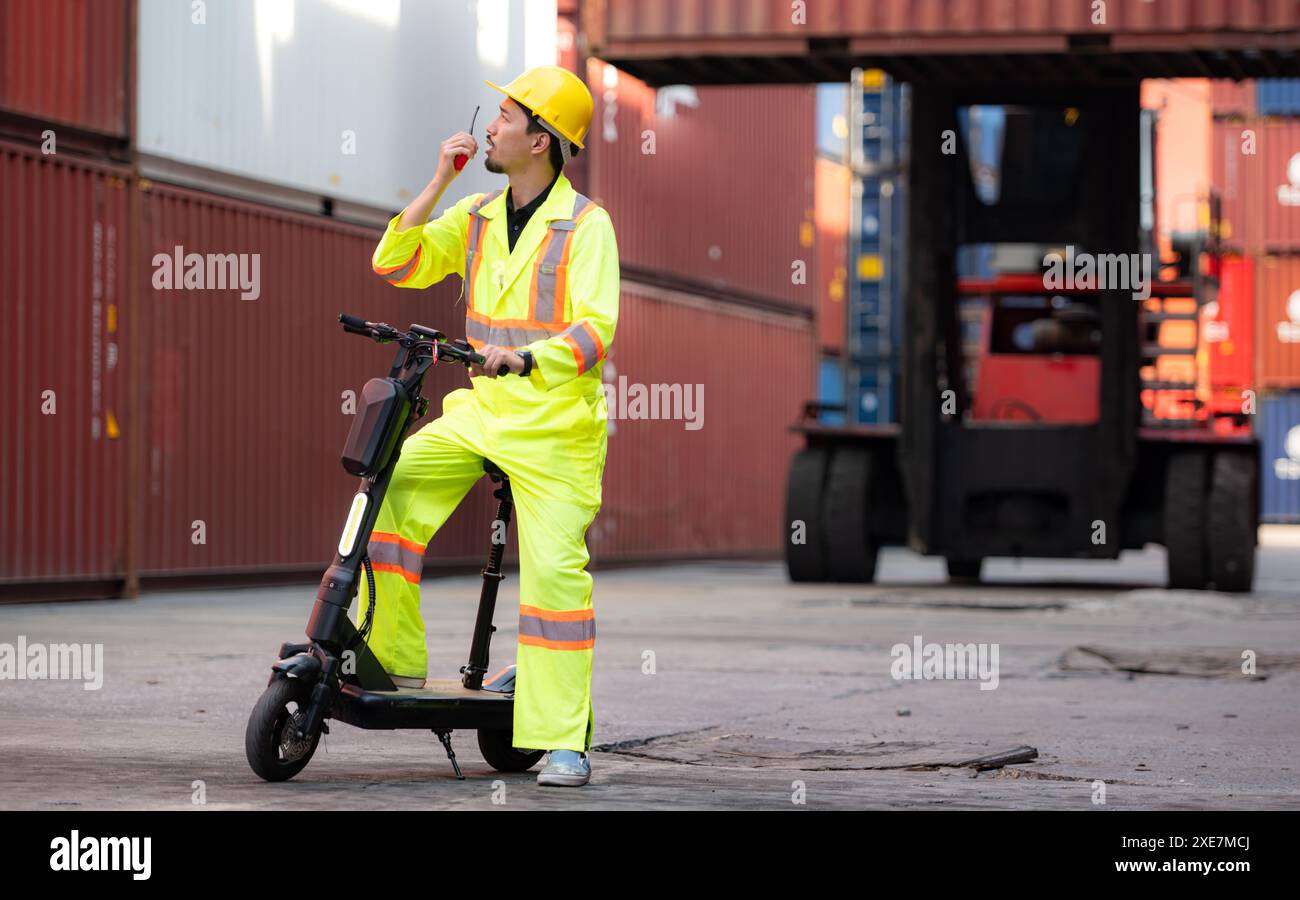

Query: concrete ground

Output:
[2, 531, 1299, 810]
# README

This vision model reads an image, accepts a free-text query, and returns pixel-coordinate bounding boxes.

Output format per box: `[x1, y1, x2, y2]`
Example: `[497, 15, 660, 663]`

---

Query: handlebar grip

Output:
[467, 350, 510, 377]
[339, 313, 368, 330]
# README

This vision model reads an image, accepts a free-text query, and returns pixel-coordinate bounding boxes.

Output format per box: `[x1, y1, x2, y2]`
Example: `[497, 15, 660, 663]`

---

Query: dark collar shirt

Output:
[505, 170, 560, 253]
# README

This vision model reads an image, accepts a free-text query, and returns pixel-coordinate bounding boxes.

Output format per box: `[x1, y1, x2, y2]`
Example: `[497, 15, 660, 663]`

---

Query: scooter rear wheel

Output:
[246, 676, 322, 782]
[477, 728, 545, 773]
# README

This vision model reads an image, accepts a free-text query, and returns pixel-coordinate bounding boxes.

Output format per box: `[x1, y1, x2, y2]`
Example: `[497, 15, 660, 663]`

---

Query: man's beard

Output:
[484, 155, 505, 174]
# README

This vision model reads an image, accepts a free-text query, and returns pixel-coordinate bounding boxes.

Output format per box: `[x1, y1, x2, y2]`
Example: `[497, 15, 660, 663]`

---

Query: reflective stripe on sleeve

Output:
[375, 245, 422, 285]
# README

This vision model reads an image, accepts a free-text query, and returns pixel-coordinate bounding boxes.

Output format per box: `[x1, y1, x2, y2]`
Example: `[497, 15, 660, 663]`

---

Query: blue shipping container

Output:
[817, 356, 847, 425]
[1257, 80, 1300, 118]
[1258, 391, 1300, 523]
[848, 74, 906, 425]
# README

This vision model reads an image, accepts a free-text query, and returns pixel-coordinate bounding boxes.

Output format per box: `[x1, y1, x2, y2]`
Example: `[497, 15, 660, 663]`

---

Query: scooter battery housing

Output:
[341, 377, 411, 477]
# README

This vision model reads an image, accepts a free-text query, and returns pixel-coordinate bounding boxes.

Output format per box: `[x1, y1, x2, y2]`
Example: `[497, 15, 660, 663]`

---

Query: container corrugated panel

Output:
[587, 289, 814, 560]
[1209, 79, 1256, 118]
[586, 59, 817, 310]
[1257, 80, 1300, 118]
[0, 141, 131, 584]
[0, 0, 130, 137]
[815, 156, 849, 353]
[135, 181, 499, 576]
[597, 0, 1300, 41]
[1256, 119, 1300, 251]
[1255, 253, 1300, 390]
[1257, 390, 1300, 523]
[1207, 255, 1255, 392]
[136, 0, 554, 212]
[1212, 118, 1267, 253]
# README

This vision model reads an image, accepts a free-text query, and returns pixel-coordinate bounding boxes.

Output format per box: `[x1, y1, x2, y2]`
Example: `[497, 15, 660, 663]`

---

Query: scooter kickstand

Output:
[434, 730, 465, 780]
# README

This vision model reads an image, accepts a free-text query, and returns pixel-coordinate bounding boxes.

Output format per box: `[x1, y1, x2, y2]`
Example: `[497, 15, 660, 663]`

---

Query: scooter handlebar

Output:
[437, 340, 510, 377]
[340, 314, 509, 375]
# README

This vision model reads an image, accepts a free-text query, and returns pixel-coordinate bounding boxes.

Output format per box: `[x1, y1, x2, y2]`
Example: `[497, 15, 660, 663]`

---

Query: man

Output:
[368, 66, 617, 786]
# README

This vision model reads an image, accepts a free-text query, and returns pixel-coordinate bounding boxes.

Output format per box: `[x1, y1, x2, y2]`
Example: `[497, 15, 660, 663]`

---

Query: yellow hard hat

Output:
[485, 65, 593, 150]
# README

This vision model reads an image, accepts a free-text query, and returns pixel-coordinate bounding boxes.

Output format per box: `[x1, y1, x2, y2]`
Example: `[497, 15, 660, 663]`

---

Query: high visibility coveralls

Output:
[366, 170, 618, 752]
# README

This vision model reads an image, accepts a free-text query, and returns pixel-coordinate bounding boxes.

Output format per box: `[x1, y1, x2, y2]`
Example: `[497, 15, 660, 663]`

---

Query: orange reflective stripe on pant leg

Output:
[518, 603, 594, 650]
[367, 531, 425, 583]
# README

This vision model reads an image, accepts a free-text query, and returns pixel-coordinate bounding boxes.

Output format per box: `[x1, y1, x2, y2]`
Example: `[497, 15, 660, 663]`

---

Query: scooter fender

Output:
[269, 652, 323, 686]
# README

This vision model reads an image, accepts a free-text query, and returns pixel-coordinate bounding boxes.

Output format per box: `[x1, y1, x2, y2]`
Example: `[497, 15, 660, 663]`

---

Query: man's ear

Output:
[531, 130, 550, 158]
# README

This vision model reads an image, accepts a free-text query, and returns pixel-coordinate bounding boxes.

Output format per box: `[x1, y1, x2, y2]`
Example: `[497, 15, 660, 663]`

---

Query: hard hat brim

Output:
[484, 79, 586, 149]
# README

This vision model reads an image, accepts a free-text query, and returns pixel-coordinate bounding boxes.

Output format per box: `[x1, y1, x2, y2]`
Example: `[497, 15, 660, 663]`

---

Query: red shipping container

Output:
[0, 0, 131, 138]
[0, 141, 130, 593]
[134, 181, 498, 578]
[1205, 254, 1255, 401]
[1214, 118, 1300, 254]
[1258, 119, 1300, 252]
[1201, 253, 1254, 435]
[1213, 118, 1266, 253]
[585, 58, 817, 311]
[1256, 254, 1300, 390]
[589, 288, 815, 560]
[590, 0, 1300, 44]
[1209, 79, 1256, 118]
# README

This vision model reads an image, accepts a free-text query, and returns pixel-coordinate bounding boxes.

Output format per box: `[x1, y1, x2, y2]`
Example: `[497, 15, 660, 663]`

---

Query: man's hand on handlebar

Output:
[469, 344, 525, 379]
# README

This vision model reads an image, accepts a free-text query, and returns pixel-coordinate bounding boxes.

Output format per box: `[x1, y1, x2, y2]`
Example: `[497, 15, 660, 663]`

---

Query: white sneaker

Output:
[388, 674, 426, 689]
[537, 749, 591, 786]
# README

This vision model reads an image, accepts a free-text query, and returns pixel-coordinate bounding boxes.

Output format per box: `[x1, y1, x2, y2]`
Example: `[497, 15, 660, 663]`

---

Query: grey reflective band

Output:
[518, 613, 595, 644]
[533, 194, 591, 322]
[560, 320, 601, 373]
[367, 537, 424, 580]
[381, 248, 421, 283]
[463, 190, 503, 308]
[465, 317, 563, 347]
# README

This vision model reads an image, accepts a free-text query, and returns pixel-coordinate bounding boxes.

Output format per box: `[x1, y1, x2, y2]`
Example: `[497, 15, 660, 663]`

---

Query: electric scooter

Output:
[245, 314, 544, 782]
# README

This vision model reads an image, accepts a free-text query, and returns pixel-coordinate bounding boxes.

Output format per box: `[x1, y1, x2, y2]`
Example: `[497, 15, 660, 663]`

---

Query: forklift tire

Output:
[477, 728, 545, 773]
[823, 448, 879, 583]
[784, 448, 831, 582]
[1164, 451, 1208, 590]
[246, 676, 322, 782]
[946, 558, 983, 581]
[1206, 453, 1256, 593]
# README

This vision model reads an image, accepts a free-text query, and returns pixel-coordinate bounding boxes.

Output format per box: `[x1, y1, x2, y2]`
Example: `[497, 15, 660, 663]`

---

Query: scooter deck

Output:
[331, 679, 514, 731]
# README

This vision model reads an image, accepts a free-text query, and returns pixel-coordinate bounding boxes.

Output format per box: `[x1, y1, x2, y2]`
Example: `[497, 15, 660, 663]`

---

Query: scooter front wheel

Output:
[477, 728, 545, 773]
[246, 677, 323, 782]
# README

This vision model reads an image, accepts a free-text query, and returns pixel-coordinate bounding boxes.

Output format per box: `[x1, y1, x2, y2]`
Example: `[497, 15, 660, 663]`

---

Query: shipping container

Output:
[1205, 255, 1255, 427]
[1257, 390, 1300, 523]
[0, 0, 132, 139]
[585, 0, 1297, 84]
[133, 179, 502, 578]
[1209, 79, 1255, 119]
[1257, 79, 1300, 118]
[1210, 117, 1300, 253]
[587, 287, 815, 560]
[136, 0, 557, 212]
[816, 355, 846, 425]
[585, 59, 817, 311]
[1255, 253, 1300, 390]
[0, 140, 131, 595]
[814, 155, 849, 353]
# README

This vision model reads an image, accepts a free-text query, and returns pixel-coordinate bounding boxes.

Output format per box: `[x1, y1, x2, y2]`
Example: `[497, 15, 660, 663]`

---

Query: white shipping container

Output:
[137, 0, 556, 213]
